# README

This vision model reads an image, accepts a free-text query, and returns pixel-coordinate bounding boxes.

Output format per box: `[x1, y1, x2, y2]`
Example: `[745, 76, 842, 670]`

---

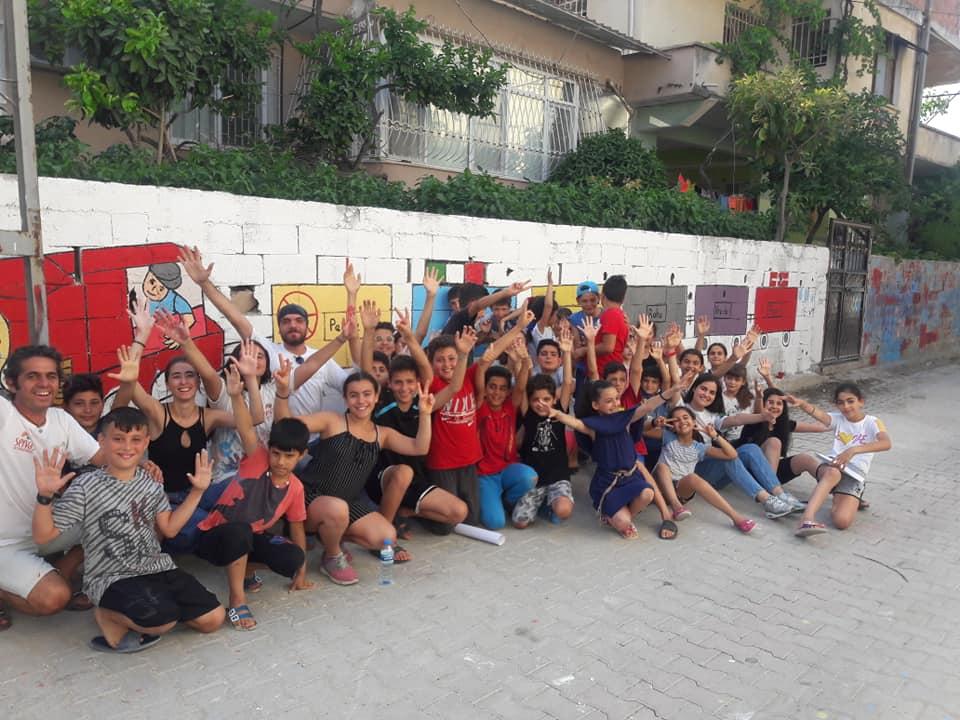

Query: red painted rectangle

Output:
[754, 287, 798, 333]
[464, 262, 486, 284]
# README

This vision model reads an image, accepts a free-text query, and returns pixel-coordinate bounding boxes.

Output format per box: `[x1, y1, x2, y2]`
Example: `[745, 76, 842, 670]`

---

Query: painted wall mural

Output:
[0, 243, 223, 399]
[862, 257, 960, 365]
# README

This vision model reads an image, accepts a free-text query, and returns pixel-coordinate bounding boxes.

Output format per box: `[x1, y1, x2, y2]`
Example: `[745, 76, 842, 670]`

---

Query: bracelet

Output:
[132, 339, 145, 348]
[36, 493, 54, 506]
[663, 349, 677, 358]
[657, 390, 666, 400]
[276, 393, 290, 400]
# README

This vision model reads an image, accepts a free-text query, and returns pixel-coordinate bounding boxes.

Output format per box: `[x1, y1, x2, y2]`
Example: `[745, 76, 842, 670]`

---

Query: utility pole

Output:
[904, 0, 933, 185]
[0, 0, 48, 345]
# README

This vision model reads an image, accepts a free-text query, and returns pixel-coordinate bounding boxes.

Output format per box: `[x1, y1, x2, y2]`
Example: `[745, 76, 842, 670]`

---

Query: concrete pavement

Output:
[2, 361, 959, 720]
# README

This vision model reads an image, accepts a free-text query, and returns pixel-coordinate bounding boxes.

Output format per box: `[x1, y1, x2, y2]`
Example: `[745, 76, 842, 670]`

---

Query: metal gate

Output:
[821, 220, 872, 364]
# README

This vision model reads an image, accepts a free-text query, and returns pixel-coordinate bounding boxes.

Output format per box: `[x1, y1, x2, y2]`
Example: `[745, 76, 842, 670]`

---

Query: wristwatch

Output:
[36, 493, 54, 506]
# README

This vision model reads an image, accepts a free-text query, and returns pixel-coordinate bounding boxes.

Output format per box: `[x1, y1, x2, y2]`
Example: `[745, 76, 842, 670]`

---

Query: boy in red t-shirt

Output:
[595, 275, 630, 372]
[476, 336, 536, 529]
[427, 309, 533, 525]
[195, 368, 312, 631]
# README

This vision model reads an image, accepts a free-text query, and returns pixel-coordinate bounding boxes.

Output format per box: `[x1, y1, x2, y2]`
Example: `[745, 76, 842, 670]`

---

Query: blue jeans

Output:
[695, 443, 780, 499]
[162, 480, 229, 554]
[478, 463, 538, 529]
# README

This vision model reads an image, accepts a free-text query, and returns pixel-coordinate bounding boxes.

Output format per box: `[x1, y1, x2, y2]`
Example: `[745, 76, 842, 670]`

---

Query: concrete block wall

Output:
[0, 175, 830, 375]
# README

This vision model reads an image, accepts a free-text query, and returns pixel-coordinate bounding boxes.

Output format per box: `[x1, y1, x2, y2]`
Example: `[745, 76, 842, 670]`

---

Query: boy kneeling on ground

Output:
[32, 407, 225, 653]
[195, 364, 313, 630]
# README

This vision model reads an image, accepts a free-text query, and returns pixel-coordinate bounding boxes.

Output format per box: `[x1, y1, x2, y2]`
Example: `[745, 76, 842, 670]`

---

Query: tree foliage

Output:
[27, 0, 279, 163]
[907, 166, 960, 259]
[548, 129, 667, 189]
[729, 69, 851, 243]
[277, 7, 508, 166]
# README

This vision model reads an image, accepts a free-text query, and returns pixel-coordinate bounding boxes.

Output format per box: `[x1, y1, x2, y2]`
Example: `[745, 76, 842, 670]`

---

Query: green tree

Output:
[787, 91, 907, 243]
[728, 69, 850, 243]
[28, 0, 279, 163]
[908, 166, 960, 259]
[279, 7, 508, 167]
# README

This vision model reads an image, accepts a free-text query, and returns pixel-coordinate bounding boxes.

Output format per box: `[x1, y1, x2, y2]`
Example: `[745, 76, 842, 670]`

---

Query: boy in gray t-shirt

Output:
[32, 407, 225, 653]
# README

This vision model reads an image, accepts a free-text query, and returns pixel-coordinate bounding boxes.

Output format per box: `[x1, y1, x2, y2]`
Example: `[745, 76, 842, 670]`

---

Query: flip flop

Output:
[228, 604, 257, 631]
[243, 573, 263, 593]
[658, 519, 678, 540]
[368, 545, 412, 564]
[673, 506, 693, 521]
[735, 518, 756, 534]
[90, 632, 161, 654]
[795, 520, 828, 537]
[394, 517, 413, 541]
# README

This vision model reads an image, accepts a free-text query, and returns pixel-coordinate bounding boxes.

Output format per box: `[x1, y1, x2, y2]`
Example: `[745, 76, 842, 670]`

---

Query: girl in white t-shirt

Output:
[785, 382, 892, 537]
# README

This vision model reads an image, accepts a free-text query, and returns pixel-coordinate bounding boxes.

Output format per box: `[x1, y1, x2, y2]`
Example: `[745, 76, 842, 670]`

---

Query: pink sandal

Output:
[673, 506, 693, 521]
[735, 518, 756, 534]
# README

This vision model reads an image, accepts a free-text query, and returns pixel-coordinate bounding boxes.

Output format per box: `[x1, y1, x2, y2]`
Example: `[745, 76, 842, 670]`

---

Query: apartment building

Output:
[3, 0, 958, 187]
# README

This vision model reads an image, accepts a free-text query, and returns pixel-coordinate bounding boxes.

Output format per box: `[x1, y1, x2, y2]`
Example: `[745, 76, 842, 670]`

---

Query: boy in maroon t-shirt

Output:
[427, 309, 533, 525]
[595, 275, 630, 372]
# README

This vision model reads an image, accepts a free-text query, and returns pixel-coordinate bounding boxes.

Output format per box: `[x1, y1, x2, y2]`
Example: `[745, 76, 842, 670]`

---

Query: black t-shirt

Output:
[441, 309, 476, 337]
[374, 400, 428, 479]
[738, 419, 796, 456]
[520, 404, 570, 486]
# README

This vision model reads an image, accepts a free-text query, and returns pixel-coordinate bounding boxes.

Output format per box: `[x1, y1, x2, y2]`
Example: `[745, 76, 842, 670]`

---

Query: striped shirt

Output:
[52, 467, 176, 605]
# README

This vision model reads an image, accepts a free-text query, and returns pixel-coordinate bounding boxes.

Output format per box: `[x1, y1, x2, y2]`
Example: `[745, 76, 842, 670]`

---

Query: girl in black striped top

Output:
[273, 363, 435, 586]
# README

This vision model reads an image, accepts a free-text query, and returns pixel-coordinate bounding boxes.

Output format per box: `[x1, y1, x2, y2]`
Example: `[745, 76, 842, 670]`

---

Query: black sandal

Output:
[368, 544, 412, 563]
[658, 520, 678, 540]
[0, 602, 11, 631]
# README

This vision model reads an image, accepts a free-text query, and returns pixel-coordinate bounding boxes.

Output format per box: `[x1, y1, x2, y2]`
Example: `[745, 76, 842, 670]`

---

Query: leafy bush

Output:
[2, 116, 773, 242]
[548, 129, 667, 189]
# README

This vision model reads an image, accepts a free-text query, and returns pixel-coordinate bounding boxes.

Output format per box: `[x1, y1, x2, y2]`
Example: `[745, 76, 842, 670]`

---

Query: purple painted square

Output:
[694, 285, 748, 336]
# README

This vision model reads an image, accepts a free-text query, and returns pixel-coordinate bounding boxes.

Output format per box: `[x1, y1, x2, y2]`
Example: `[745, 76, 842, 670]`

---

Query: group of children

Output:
[0, 245, 892, 652]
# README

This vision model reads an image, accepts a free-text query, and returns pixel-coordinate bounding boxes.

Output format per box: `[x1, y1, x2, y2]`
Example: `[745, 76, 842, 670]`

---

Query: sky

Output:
[926, 83, 960, 137]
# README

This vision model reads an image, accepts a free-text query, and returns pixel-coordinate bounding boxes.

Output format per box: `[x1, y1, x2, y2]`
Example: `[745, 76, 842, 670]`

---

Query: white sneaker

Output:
[762, 494, 793, 519]
[779, 490, 806, 512]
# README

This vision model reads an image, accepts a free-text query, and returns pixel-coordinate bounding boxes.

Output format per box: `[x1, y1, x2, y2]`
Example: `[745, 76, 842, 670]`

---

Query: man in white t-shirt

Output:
[0, 346, 103, 629]
[178, 246, 362, 421]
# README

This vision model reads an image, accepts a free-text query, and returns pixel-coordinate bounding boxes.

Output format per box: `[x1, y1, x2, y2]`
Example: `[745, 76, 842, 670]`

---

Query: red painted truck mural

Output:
[0, 243, 224, 399]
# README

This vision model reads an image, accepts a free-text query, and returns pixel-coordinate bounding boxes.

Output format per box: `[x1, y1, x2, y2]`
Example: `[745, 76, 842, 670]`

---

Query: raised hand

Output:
[394, 307, 414, 339]
[418, 384, 436, 414]
[696, 315, 711, 336]
[649, 339, 663, 360]
[178, 245, 213, 285]
[234, 338, 259, 378]
[636, 313, 654, 341]
[186, 449, 213, 492]
[360, 299, 380, 331]
[342, 313, 358, 339]
[732, 336, 754, 361]
[677, 369, 697, 391]
[127, 293, 154, 340]
[423, 266, 440, 296]
[273, 356, 293, 395]
[454, 326, 478, 355]
[580, 315, 600, 342]
[546, 268, 554, 288]
[343, 259, 361, 295]
[758, 357, 773, 377]
[155, 309, 189, 349]
[557, 325, 574, 354]
[784, 394, 801, 407]
[664, 322, 683, 351]
[107, 345, 142, 385]
[224, 361, 243, 397]
[508, 279, 532, 296]
[746, 324, 761, 346]
[698, 421, 719, 440]
[34, 449, 74, 498]
[476, 314, 493, 335]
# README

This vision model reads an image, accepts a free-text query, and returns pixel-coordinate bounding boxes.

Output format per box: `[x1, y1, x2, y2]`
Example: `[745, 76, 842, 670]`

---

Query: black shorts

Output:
[99, 569, 220, 628]
[428, 465, 479, 526]
[366, 465, 438, 514]
[196, 523, 305, 579]
[303, 483, 372, 525]
[777, 456, 801, 484]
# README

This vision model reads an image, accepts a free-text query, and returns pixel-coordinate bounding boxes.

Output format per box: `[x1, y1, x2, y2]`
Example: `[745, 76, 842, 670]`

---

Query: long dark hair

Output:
[724, 364, 753, 410]
[763, 387, 793, 454]
[683, 373, 725, 414]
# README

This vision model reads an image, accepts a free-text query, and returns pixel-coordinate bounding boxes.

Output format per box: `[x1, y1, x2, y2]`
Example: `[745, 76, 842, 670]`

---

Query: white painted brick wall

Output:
[0, 175, 831, 374]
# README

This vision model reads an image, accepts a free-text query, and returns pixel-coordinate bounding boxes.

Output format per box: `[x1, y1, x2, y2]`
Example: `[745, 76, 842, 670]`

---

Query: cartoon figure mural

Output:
[0, 243, 223, 401]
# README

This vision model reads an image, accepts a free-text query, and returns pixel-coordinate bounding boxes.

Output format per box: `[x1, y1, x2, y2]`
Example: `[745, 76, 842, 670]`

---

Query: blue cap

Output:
[576, 281, 599, 298]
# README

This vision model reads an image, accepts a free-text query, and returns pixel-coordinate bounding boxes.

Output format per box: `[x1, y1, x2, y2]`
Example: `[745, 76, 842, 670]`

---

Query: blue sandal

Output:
[228, 604, 257, 631]
[243, 573, 263, 593]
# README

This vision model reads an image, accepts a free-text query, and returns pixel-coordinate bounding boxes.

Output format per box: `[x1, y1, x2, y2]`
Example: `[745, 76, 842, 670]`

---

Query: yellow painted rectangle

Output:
[530, 285, 579, 313]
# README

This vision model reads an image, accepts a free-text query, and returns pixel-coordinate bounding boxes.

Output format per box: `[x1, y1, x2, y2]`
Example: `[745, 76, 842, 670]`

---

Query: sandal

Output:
[673, 506, 693, 521]
[658, 520, 678, 540]
[0, 603, 11, 631]
[858, 498, 871, 511]
[228, 604, 257, 631]
[394, 517, 412, 541]
[795, 520, 828, 537]
[90, 632, 161, 653]
[367, 545, 412, 564]
[602, 515, 639, 540]
[243, 572, 263, 593]
[735, 518, 756, 534]
[67, 590, 93, 612]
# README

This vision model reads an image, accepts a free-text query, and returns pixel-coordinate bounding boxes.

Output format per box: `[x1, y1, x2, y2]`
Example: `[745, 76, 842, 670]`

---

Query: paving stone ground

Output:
[3, 360, 959, 720]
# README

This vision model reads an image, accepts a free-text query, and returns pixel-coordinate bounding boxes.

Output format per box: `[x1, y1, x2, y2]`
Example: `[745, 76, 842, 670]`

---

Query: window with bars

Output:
[723, 3, 762, 45]
[377, 55, 604, 182]
[171, 55, 281, 148]
[872, 32, 900, 102]
[791, 11, 832, 67]
[551, 0, 588, 15]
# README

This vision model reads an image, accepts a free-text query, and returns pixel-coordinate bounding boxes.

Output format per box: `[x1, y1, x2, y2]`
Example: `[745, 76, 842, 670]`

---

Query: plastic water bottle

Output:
[378, 539, 394, 586]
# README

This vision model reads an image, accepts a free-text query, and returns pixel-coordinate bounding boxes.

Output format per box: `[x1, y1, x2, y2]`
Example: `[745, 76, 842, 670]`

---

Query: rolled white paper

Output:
[453, 523, 505, 546]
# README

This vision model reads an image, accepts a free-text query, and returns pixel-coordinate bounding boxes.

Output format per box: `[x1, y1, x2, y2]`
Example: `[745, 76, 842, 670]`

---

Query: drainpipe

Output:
[904, 0, 932, 185]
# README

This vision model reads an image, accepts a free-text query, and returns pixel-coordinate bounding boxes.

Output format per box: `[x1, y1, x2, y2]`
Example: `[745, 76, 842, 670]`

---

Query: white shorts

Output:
[0, 538, 55, 599]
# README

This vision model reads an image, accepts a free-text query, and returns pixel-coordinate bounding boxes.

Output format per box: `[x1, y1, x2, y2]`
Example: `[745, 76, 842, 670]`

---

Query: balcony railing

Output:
[551, 0, 588, 16]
